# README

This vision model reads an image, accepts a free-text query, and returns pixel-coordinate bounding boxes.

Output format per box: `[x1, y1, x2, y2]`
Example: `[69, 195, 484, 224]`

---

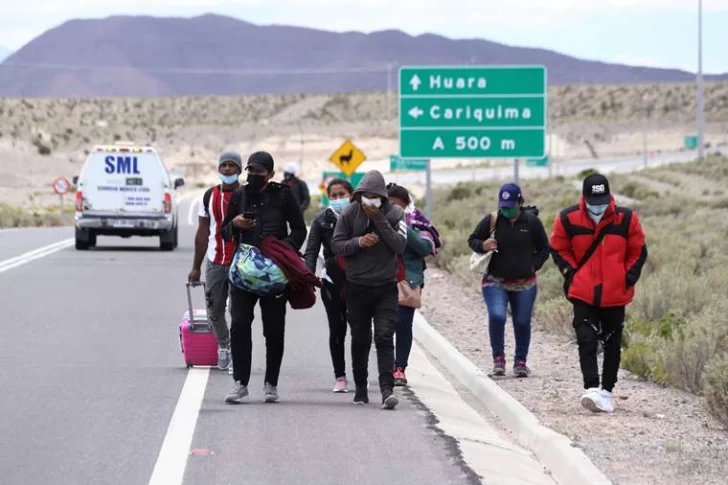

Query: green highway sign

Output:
[390, 155, 428, 171]
[684, 135, 698, 149]
[398, 65, 547, 159]
[400, 97, 546, 128]
[526, 155, 550, 167]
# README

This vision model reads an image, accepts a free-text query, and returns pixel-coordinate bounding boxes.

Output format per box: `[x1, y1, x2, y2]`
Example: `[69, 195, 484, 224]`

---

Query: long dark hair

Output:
[386, 182, 411, 205]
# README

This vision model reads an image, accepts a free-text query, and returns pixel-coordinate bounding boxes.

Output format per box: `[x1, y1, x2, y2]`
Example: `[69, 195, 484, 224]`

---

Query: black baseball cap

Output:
[582, 173, 611, 205]
[246, 151, 275, 173]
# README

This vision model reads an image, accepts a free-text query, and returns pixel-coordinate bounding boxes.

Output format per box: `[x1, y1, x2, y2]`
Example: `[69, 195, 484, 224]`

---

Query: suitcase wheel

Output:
[186, 364, 193, 369]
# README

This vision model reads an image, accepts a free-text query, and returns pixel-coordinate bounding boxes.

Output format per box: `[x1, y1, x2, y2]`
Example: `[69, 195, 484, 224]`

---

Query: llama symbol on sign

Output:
[339, 149, 354, 166]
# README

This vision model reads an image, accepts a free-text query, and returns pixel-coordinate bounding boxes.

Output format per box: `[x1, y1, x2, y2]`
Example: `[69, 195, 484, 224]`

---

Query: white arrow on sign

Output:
[409, 74, 421, 91]
[408, 107, 424, 119]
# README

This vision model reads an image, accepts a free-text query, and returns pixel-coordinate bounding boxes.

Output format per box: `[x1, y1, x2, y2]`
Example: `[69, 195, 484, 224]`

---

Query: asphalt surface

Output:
[0, 195, 480, 485]
[0, 227, 71, 261]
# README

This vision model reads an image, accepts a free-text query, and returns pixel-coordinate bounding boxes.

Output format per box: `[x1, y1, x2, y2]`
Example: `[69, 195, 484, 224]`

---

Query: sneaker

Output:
[381, 389, 399, 410]
[393, 367, 408, 386]
[492, 356, 506, 376]
[224, 381, 249, 404]
[580, 387, 602, 413]
[333, 376, 349, 393]
[263, 382, 279, 403]
[597, 389, 614, 413]
[353, 386, 369, 405]
[217, 347, 231, 370]
[513, 359, 531, 378]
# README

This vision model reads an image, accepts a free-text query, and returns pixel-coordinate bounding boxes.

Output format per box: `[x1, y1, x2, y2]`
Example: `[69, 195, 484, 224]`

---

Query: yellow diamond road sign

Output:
[329, 139, 366, 177]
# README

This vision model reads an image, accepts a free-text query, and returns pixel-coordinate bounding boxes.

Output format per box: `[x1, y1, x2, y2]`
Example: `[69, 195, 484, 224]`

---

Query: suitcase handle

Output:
[186, 281, 208, 330]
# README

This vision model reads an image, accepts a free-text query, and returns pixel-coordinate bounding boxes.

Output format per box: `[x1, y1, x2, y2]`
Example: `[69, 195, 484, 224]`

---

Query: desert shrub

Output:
[431, 155, 728, 424]
[577, 168, 598, 179]
[704, 353, 728, 427]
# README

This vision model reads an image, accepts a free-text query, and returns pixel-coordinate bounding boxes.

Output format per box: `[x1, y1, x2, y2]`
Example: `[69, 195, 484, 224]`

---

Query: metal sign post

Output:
[52, 177, 71, 224]
[425, 159, 433, 221]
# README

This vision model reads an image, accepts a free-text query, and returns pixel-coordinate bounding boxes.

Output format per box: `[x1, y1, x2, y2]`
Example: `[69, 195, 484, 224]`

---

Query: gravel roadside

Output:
[419, 267, 728, 485]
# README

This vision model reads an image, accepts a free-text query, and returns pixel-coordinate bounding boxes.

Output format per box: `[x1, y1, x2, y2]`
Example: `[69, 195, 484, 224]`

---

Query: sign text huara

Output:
[398, 65, 547, 159]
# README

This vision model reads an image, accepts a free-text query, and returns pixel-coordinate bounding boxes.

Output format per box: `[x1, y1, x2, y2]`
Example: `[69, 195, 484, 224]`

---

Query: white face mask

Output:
[361, 196, 382, 208]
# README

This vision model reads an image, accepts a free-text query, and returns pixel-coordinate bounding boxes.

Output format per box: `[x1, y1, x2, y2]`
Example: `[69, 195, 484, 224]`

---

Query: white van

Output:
[73, 142, 184, 250]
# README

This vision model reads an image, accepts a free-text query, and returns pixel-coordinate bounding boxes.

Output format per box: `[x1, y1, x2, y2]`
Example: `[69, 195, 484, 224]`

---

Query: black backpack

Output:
[522, 205, 540, 217]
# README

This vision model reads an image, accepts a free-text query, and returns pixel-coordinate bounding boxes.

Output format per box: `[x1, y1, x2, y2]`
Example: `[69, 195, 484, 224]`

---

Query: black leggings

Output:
[321, 281, 348, 378]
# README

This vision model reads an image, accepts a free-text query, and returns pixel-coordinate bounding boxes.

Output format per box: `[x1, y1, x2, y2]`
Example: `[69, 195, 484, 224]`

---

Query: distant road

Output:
[306, 147, 727, 192]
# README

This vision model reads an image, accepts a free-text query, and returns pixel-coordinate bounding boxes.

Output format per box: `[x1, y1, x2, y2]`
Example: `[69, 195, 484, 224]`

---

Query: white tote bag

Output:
[469, 211, 497, 275]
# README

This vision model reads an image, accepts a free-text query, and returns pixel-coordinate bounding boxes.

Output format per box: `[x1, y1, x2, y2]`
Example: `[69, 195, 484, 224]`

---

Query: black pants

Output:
[572, 300, 625, 392]
[346, 281, 398, 392]
[321, 281, 348, 378]
[229, 285, 287, 387]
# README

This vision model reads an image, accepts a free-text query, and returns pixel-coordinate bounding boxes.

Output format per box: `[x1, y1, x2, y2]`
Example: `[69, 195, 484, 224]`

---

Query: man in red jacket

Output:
[550, 173, 647, 414]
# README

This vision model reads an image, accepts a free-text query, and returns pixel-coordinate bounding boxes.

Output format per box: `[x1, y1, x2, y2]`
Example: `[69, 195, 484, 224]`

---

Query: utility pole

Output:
[642, 91, 649, 168]
[387, 63, 393, 121]
[697, 0, 705, 160]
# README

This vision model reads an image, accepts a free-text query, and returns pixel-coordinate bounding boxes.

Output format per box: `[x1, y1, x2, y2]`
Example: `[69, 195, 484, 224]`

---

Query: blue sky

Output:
[1, 0, 726, 73]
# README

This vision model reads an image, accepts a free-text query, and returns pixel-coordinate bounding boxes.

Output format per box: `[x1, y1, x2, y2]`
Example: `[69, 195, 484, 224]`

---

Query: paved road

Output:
[0, 194, 555, 485]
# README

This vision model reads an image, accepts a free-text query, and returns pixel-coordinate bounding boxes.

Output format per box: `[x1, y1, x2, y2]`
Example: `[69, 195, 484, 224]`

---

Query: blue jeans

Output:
[482, 284, 537, 362]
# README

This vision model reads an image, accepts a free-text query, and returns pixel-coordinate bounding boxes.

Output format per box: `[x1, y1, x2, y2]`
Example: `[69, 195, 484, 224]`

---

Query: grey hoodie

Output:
[331, 170, 407, 286]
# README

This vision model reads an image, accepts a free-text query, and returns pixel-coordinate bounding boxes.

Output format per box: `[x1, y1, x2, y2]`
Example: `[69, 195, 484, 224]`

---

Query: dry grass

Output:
[429, 154, 728, 426]
[0, 203, 73, 228]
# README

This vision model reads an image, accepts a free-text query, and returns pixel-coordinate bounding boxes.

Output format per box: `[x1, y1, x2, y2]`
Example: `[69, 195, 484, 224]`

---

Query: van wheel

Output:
[89, 232, 97, 248]
[75, 228, 91, 250]
[160, 225, 176, 251]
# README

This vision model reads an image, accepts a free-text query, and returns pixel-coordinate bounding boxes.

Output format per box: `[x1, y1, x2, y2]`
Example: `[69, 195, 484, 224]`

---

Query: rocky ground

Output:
[418, 267, 728, 485]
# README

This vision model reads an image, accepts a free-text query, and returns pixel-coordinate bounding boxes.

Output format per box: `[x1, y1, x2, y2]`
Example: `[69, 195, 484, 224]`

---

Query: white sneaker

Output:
[596, 389, 614, 413]
[580, 387, 602, 413]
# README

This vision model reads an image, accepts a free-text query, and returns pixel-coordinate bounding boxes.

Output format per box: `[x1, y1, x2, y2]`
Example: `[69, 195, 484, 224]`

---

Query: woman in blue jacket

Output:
[386, 183, 441, 386]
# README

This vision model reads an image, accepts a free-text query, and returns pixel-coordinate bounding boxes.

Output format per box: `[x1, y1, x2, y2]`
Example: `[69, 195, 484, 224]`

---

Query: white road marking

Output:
[147, 368, 210, 485]
[0, 238, 74, 274]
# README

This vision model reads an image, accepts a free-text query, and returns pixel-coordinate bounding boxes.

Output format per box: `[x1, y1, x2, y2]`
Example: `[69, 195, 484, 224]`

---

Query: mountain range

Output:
[0, 13, 725, 98]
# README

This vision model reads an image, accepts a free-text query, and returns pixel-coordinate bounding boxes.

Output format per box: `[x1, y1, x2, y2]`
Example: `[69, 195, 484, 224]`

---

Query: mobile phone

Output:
[243, 211, 255, 220]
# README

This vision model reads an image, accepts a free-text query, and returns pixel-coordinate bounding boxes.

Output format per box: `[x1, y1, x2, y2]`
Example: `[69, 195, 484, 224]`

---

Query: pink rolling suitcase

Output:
[179, 282, 219, 368]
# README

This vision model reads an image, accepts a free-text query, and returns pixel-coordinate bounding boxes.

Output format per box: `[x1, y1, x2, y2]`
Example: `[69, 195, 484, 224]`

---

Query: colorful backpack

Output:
[228, 243, 288, 296]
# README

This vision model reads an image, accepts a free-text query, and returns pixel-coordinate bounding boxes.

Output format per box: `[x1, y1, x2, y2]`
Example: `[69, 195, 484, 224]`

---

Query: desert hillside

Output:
[1, 80, 727, 208]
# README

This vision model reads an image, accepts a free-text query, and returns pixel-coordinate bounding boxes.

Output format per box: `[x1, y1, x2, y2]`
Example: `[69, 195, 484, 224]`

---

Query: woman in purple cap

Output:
[467, 183, 549, 378]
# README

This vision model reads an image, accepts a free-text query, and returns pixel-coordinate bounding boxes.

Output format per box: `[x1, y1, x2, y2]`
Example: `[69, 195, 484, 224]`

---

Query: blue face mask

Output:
[586, 203, 608, 216]
[329, 198, 350, 213]
[218, 173, 239, 185]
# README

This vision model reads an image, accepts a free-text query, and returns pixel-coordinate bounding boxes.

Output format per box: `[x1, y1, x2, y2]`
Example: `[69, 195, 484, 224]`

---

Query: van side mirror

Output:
[72, 175, 79, 185]
[174, 178, 185, 189]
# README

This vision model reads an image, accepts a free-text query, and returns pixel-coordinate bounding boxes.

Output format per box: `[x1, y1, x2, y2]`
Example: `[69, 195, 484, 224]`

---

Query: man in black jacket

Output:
[220, 151, 307, 404]
[467, 183, 549, 378]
